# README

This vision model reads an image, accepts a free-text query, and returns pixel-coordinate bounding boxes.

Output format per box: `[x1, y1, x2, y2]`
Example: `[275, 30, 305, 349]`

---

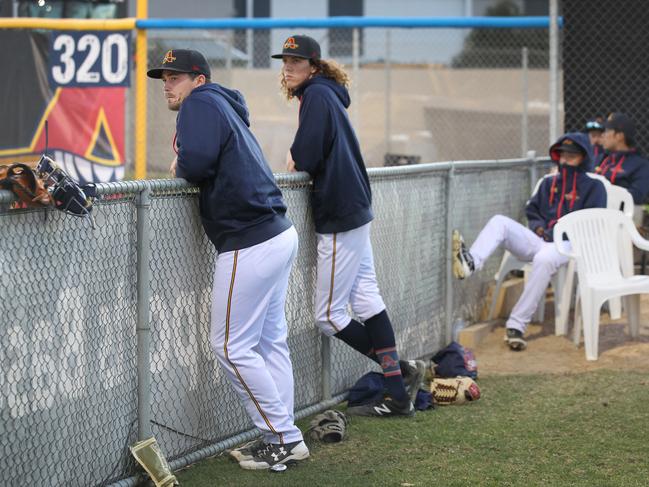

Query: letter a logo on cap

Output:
[162, 50, 176, 64]
[283, 37, 299, 49]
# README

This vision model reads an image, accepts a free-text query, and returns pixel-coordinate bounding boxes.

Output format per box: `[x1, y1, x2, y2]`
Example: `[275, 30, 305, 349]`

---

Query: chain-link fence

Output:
[0, 157, 547, 486]
[143, 21, 553, 174]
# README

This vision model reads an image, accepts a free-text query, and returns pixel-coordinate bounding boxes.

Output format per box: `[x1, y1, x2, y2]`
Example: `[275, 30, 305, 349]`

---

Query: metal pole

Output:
[445, 164, 455, 344]
[549, 0, 559, 144]
[385, 29, 392, 155]
[246, 0, 253, 69]
[136, 185, 152, 440]
[352, 27, 360, 130]
[527, 150, 537, 194]
[521, 46, 529, 157]
[134, 0, 148, 180]
[321, 335, 331, 401]
[225, 29, 233, 72]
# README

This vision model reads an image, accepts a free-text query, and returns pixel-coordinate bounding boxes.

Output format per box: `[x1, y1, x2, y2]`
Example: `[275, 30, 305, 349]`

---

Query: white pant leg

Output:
[210, 227, 303, 445]
[349, 226, 386, 321]
[469, 214, 544, 270]
[506, 241, 570, 333]
[257, 228, 298, 426]
[315, 225, 368, 335]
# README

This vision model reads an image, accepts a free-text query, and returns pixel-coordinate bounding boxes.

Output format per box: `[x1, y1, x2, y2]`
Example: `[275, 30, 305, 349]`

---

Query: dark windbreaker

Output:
[290, 76, 373, 234]
[594, 148, 649, 204]
[526, 132, 607, 242]
[175, 83, 291, 252]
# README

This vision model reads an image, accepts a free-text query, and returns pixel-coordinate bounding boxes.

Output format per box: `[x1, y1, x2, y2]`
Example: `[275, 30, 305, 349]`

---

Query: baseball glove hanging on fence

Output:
[307, 409, 349, 443]
[0, 163, 51, 207]
[36, 156, 96, 219]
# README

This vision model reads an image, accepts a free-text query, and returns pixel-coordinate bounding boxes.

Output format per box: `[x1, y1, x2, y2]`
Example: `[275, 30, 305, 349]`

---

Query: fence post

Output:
[549, 0, 559, 144]
[352, 27, 360, 130]
[136, 184, 152, 440]
[528, 150, 537, 194]
[246, 0, 253, 69]
[384, 29, 392, 156]
[321, 335, 332, 401]
[445, 164, 455, 344]
[521, 46, 529, 158]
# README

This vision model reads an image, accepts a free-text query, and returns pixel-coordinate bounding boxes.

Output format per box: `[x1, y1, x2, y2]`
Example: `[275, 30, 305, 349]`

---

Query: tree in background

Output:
[452, 0, 549, 68]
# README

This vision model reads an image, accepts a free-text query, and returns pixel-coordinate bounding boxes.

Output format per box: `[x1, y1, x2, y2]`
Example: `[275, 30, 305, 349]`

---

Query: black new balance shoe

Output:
[228, 437, 265, 462]
[346, 394, 415, 418]
[238, 440, 309, 470]
[505, 328, 527, 351]
[452, 230, 475, 279]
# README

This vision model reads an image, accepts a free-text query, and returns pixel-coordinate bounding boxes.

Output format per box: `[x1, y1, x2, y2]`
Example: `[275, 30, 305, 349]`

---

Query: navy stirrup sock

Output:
[334, 320, 378, 363]
[364, 310, 409, 402]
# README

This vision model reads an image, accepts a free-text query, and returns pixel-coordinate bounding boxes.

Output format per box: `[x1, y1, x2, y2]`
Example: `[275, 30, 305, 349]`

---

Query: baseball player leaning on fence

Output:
[275, 35, 415, 418]
[453, 132, 607, 351]
[147, 49, 309, 471]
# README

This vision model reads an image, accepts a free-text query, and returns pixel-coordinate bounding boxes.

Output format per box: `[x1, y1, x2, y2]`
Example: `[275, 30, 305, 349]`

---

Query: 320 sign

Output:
[49, 31, 131, 87]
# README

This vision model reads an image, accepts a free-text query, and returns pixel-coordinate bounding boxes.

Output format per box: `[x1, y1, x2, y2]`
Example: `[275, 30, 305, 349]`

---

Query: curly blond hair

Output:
[280, 58, 350, 100]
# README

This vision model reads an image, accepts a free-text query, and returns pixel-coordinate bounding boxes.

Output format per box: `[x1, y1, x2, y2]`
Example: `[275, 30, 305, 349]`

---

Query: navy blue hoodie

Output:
[526, 132, 607, 242]
[594, 148, 649, 204]
[290, 76, 373, 234]
[175, 83, 291, 252]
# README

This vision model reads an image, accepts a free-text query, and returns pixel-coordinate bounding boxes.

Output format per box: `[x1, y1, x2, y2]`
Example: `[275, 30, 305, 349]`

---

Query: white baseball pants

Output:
[469, 215, 569, 333]
[315, 222, 386, 336]
[210, 226, 303, 445]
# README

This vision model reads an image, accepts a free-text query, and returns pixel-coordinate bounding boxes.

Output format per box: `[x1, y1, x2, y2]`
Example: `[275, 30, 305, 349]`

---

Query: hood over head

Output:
[549, 132, 592, 170]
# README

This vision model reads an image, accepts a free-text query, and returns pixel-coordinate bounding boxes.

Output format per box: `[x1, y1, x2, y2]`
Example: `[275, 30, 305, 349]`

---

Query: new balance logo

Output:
[373, 404, 391, 415]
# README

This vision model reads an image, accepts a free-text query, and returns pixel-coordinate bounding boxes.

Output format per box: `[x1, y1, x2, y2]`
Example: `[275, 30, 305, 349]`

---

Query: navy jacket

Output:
[594, 149, 649, 204]
[527, 132, 607, 242]
[176, 83, 291, 252]
[290, 76, 373, 234]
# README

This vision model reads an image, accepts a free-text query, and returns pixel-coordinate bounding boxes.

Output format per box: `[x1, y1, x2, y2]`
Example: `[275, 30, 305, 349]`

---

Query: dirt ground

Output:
[474, 295, 649, 376]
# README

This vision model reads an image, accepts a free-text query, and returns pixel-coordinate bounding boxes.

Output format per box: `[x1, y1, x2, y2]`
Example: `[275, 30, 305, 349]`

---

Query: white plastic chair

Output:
[553, 208, 649, 361]
[603, 185, 635, 319]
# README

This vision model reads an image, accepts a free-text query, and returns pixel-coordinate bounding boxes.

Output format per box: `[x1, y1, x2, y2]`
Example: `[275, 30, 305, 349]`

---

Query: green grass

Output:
[176, 370, 649, 487]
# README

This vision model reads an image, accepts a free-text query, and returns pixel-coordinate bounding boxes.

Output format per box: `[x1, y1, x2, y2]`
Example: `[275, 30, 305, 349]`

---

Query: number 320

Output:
[52, 33, 128, 85]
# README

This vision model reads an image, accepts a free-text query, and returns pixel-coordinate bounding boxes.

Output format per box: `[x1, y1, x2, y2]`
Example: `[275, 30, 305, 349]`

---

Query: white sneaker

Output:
[238, 440, 310, 470]
[228, 437, 264, 462]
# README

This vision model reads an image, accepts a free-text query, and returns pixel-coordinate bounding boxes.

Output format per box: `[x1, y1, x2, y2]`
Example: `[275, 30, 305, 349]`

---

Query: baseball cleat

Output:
[504, 328, 527, 351]
[238, 440, 309, 470]
[400, 359, 427, 403]
[452, 230, 475, 279]
[228, 437, 265, 462]
[346, 394, 415, 418]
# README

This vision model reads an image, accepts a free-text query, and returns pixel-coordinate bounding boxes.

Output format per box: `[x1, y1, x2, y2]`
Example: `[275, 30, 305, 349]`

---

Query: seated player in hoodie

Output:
[453, 132, 607, 351]
[584, 116, 605, 164]
[595, 112, 649, 204]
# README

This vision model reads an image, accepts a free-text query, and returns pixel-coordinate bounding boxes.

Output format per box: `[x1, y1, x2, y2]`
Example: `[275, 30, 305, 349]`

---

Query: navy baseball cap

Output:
[554, 138, 585, 155]
[271, 35, 321, 60]
[604, 112, 636, 143]
[147, 49, 211, 79]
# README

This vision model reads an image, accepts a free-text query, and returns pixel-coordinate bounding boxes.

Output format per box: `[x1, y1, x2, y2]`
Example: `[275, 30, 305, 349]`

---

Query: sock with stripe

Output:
[334, 320, 378, 363]
[364, 310, 409, 402]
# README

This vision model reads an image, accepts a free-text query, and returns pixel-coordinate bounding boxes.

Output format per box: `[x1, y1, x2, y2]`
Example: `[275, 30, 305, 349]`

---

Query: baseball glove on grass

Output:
[430, 377, 481, 405]
[307, 409, 349, 443]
